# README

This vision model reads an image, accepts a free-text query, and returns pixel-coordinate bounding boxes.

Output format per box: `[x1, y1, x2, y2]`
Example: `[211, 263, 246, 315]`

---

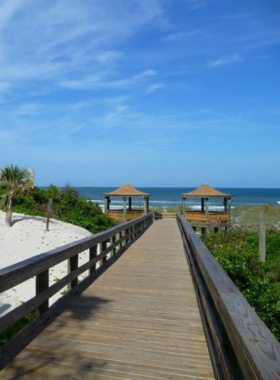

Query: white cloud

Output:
[15, 103, 44, 116]
[208, 53, 242, 67]
[162, 29, 208, 42]
[95, 51, 123, 63]
[147, 83, 165, 93]
[0, 0, 164, 94]
[188, 0, 208, 10]
[60, 69, 157, 90]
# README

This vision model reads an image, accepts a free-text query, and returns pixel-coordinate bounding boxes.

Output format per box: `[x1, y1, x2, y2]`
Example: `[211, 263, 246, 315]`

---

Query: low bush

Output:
[203, 228, 280, 340]
[1, 184, 117, 234]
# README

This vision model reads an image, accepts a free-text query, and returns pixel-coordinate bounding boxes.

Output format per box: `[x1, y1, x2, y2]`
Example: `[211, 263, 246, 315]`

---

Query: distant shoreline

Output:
[67, 186, 280, 209]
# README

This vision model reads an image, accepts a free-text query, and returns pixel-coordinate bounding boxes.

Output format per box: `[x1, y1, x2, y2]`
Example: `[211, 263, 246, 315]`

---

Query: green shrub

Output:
[0, 184, 117, 234]
[203, 228, 280, 340]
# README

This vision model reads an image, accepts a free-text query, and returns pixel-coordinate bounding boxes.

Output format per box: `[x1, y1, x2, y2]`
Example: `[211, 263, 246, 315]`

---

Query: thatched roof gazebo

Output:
[181, 184, 232, 229]
[103, 184, 150, 222]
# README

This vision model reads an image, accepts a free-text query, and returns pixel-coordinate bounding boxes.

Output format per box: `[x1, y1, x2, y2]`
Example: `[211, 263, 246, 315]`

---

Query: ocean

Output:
[73, 187, 280, 210]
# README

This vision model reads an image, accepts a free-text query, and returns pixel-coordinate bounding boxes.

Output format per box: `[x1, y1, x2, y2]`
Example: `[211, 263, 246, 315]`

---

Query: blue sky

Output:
[0, 0, 279, 187]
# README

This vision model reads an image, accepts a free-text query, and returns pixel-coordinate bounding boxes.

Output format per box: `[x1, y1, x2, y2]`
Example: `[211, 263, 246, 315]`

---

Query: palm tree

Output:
[0, 164, 35, 226]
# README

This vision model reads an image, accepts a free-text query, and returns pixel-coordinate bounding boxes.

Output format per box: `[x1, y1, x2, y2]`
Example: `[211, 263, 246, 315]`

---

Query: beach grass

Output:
[232, 205, 280, 231]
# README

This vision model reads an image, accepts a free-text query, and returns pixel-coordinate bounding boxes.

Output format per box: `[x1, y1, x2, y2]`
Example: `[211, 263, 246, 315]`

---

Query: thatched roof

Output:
[181, 184, 232, 198]
[103, 184, 150, 197]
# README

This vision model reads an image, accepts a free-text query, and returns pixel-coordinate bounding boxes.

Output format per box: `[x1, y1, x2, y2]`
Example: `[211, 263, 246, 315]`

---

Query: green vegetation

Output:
[0, 311, 36, 347]
[232, 205, 280, 231]
[203, 226, 280, 340]
[0, 184, 117, 233]
[0, 164, 35, 227]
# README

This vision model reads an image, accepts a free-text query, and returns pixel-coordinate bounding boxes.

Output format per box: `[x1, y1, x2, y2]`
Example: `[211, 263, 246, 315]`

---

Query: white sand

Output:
[0, 211, 92, 316]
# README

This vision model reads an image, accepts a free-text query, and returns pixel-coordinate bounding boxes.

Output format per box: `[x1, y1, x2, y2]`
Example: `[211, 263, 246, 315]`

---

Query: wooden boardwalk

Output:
[1, 219, 215, 379]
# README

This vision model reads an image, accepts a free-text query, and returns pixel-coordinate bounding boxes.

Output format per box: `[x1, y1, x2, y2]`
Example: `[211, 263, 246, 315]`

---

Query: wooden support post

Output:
[68, 254, 78, 290]
[224, 197, 228, 213]
[101, 240, 107, 264]
[104, 197, 110, 213]
[228, 198, 231, 219]
[182, 197, 186, 218]
[125, 228, 129, 244]
[123, 196, 127, 221]
[116, 232, 121, 251]
[205, 198, 209, 220]
[128, 197, 132, 211]
[112, 235, 116, 256]
[89, 246, 97, 274]
[259, 210, 266, 262]
[46, 198, 53, 231]
[36, 269, 49, 315]
[144, 196, 148, 215]
[201, 198, 205, 212]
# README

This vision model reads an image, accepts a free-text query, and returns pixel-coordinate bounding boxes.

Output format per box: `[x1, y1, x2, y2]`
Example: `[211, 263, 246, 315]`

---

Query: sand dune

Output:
[0, 211, 92, 316]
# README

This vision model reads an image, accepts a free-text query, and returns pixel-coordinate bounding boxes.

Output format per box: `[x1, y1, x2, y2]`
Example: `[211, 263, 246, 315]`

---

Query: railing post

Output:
[89, 245, 97, 274]
[112, 235, 116, 256]
[36, 269, 49, 315]
[68, 254, 78, 290]
[125, 228, 129, 244]
[120, 231, 125, 247]
[101, 240, 107, 265]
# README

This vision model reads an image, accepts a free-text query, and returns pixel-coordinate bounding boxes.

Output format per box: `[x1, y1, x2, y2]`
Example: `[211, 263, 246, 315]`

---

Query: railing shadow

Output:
[2, 294, 112, 379]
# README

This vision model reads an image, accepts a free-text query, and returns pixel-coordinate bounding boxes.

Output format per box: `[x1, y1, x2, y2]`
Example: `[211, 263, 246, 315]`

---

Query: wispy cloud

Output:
[208, 53, 242, 67]
[0, 0, 164, 96]
[147, 83, 165, 93]
[60, 69, 157, 90]
[95, 51, 123, 63]
[161, 29, 209, 42]
[187, 0, 208, 10]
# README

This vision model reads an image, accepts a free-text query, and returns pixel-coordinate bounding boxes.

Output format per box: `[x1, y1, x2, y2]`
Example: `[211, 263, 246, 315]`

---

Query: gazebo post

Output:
[144, 196, 149, 215]
[128, 197, 132, 211]
[201, 198, 205, 212]
[205, 198, 209, 220]
[123, 196, 127, 221]
[227, 198, 231, 218]
[104, 196, 110, 213]
[182, 197, 186, 217]
[224, 197, 228, 213]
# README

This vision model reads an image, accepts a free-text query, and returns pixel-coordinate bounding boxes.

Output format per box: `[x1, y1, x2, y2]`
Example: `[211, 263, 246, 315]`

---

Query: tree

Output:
[0, 164, 35, 226]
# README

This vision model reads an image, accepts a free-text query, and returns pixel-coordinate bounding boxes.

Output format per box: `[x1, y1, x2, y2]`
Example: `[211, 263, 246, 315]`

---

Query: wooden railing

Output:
[107, 209, 144, 221]
[0, 213, 153, 367]
[177, 214, 280, 380]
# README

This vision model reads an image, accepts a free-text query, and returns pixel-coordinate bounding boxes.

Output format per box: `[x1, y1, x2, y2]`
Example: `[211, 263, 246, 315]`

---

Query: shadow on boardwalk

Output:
[1, 295, 111, 380]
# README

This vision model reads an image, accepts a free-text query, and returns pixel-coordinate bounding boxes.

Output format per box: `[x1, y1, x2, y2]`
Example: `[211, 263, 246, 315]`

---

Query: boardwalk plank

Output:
[1, 219, 214, 379]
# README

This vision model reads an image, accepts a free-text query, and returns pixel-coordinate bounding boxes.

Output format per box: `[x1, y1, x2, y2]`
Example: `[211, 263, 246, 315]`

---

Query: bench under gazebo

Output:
[103, 184, 150, 222]
[181, 184, 232, 230]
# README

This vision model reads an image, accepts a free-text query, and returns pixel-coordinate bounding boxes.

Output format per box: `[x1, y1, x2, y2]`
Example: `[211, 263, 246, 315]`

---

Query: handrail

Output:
[177, 214, 280, 380]
[0, 213, 153, 365]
